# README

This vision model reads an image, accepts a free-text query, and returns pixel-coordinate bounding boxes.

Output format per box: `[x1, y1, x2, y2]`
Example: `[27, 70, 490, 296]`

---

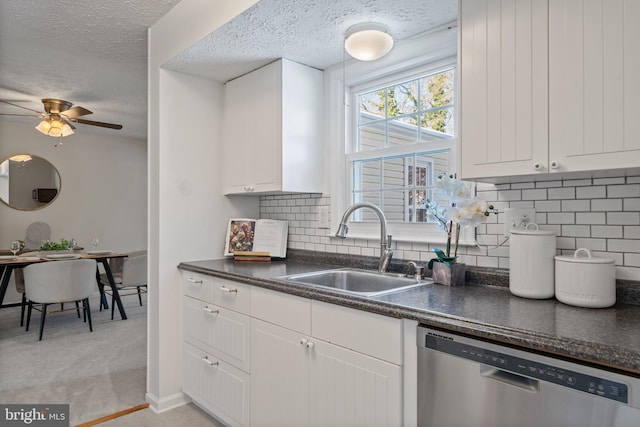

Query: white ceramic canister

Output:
[509, 223, 556, 299]
[554, 248, 616, 308]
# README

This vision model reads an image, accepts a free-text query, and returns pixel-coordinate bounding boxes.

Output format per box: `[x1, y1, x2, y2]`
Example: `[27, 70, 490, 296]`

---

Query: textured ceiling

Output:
[165, 0, 458, 82]
[0, 0, 457, 140]
[0, 0, 182, 140]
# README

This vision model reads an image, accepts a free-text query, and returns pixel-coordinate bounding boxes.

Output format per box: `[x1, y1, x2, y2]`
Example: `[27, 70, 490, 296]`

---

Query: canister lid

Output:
[554, 248, 614, 264]
[510, 223, 556, 236]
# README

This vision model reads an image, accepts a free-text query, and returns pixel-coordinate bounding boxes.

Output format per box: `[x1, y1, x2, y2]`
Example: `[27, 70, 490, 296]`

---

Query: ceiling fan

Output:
[0, 98, 123, 138]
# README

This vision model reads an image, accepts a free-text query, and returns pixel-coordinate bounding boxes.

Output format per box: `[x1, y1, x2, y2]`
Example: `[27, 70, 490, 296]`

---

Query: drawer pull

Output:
[202, 356, 219, 366]
[219, 285, 238, 293]
[187, 277, 203, 284]
[202, 307, 220, 314]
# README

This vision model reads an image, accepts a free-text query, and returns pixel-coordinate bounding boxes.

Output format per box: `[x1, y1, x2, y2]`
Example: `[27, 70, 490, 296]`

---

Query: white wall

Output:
[0, 121, 147, 302]
[147, 0, 259, 412]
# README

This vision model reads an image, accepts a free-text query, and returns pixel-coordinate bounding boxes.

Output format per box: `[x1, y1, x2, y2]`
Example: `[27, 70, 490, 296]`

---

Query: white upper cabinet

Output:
[224, 58, 323, 195]
[460, 0, 640, 181]
[460, 0, 549, 179]
[549, 0, 640, 172]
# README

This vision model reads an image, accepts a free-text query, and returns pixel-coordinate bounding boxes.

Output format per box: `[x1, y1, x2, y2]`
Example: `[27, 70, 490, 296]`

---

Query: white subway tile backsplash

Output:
[575, 212, 606, 224]
[594, 177, 625, 185]
[564, 179, 592, 187]
[498, 190, 522, 201]
[577, 186, 606, 199]
[561, 225, 591, 237]
[535, 201, 562, 212]
[521, 189, 547, 200]
[548, 187, 575, 200]
[608, 184, 640, 198]
[261, 174, 640, 276]
[592, 226, 623, 238]
[607, 212, 640, 225]
[547, 212, 575, 224]
[608, 239, 640, 253]
[561, 200, 590, 212]
[591, 199, 622, 212]
[536, 180, 563, 188]
[624, 198, 640, 211]
[625, 226, 640, 239]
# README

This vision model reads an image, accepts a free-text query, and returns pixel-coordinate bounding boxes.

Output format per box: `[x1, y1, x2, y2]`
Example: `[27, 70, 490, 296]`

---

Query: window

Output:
[346, 68, 457, 228]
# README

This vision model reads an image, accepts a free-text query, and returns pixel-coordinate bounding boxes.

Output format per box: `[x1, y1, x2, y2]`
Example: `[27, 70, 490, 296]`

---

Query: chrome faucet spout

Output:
[335, 202, 393, 272]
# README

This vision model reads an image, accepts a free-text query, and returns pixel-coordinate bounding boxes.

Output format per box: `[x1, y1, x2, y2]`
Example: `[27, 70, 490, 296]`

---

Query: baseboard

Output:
[145, 391, 191, 413]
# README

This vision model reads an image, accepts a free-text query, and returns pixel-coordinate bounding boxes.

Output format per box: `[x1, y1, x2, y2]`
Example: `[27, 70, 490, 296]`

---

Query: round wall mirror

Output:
[0, 154, 61, 210]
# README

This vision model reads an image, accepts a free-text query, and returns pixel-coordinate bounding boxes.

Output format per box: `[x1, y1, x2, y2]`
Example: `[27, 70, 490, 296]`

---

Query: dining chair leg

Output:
[138, 286, 143, 306]
[20, 293, 27, 326]
[39, 303, 49, 341]
[84, 298, 93, 332]
[26, 300, 33, 331]
[111, 294, 116, 320]
[75, 301, 81, 318]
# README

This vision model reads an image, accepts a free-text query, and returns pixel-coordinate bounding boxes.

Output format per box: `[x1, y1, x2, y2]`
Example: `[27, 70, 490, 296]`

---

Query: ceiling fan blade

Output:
[0, 113, 41, 118]
[62, 106, 92, 119]
[70, 118, 122, 130]
[0, 100, 44, 114]
[60, 117, 77, 130]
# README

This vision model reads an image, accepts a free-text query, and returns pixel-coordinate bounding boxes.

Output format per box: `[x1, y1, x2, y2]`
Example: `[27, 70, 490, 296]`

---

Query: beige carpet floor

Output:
[0, 292, 147, 426]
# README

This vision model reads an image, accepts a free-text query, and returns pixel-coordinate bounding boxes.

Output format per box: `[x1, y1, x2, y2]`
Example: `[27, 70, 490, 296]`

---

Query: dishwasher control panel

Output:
[423, 331, 629, 404]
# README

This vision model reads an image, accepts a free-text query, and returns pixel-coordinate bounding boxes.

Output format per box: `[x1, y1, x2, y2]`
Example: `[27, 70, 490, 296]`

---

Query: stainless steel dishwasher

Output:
[417, 326, 640, 427]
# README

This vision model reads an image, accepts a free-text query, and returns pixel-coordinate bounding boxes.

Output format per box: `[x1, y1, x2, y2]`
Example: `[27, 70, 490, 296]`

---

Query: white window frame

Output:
[326, 27, 476, 246]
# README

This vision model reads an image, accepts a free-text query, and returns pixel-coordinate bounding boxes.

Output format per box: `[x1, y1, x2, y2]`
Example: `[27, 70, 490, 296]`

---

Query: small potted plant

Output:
[40, 238, 74, 254]
[426, 174, 497, 285]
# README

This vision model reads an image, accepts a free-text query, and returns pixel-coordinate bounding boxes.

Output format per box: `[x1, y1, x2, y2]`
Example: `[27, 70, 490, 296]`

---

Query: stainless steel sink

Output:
[279, 267, 432, 297]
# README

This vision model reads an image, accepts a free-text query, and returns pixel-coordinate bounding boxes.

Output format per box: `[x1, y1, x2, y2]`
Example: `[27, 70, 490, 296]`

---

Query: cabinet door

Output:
[309, 339, 402, 427]
[460, 0, 549, 179]
[183, 297, 251, 372]
[224, 61, 281, 194]
[250, 319, 309, 427]
[183, 342, 250, 427]
[549, 0, 640, 173]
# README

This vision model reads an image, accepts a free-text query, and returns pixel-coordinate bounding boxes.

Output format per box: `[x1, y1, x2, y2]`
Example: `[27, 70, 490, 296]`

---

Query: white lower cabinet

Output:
[250, 287, 403, 427]
[250, 319, 310, 427]
[183, 276, 404, 427]
[183, 342, 251, 427]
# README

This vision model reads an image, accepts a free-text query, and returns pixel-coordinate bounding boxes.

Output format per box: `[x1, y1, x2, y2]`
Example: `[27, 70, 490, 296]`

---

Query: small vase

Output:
[432, 262, 466, 286]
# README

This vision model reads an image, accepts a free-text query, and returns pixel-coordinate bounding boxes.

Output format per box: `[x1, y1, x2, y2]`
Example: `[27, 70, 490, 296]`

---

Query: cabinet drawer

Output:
[183, 342, 250, 427]
[311, 300, 403, 365]
[182, 271, 214, 302]
[212, 277, 251, 315]
[183, 296, 251, 372]
[251, 286, 311, 335]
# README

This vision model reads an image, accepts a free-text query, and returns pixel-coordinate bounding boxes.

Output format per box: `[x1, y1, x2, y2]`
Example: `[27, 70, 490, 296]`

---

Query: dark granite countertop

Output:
[178, 257, 640, 376]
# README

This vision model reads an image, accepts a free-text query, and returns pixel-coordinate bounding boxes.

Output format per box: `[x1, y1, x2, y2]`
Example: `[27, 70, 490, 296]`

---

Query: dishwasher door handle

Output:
[480, 365, 540, 393]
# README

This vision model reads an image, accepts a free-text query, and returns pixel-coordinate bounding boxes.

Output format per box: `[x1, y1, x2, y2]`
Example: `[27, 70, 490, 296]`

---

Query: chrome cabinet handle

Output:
[187, 277, 203, 284]
[532, 162, 543, 171]
[219, 285, 238, 293]
[300, 338, 308, 346]
[306, 341, 315, 349]
[202, 356, 219, 366]
[202, 306, 219, 314]
[243, 185, 255, 192]
[550, 160, 559, 169]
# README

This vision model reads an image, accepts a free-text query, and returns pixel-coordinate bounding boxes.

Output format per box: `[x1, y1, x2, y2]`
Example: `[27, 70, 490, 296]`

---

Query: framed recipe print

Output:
[224, 218, 288, 258]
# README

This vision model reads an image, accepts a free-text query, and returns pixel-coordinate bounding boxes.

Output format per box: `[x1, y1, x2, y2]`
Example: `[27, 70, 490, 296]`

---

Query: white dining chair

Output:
[99, 251, 147, 320]
[23, 258, 97, 341]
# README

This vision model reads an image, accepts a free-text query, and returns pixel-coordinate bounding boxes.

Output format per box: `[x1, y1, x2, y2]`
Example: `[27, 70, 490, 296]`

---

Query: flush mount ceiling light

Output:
[344, 23, 394, 61]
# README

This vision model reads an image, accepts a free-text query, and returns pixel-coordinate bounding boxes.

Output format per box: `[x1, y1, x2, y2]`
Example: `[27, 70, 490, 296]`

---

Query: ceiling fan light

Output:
[48, 119, 63, 137]
[61, 122, 74, 137]
[35, 120, 52, 135]
[344, 23, 394, 61]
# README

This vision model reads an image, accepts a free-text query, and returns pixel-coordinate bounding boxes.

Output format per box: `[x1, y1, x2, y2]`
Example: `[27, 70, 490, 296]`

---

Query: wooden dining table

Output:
[0, 251, 129, 320]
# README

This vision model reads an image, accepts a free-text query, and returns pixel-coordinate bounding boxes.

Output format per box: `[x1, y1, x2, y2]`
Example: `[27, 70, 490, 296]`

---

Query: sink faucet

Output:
[335, 202, 393, 272]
